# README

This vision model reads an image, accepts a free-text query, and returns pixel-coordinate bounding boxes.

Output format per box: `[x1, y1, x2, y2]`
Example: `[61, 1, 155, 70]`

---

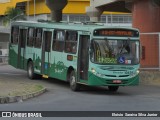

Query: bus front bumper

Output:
[87, 72, 139, 86]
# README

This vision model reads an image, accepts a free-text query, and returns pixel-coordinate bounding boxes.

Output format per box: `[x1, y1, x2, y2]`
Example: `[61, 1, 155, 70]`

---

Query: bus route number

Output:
[125, 71, 134, 75]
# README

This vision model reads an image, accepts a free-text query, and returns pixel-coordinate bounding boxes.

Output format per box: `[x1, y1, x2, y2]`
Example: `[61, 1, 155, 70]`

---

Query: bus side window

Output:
[34, 28, 42, 48]
[27, 28, 35, 47]
[65, 31, 77, 54]
[52, 30, 65, 52]
[44, 31, 52, 52]
[11, 27, 19, 44]
[20, 29, 27, 48]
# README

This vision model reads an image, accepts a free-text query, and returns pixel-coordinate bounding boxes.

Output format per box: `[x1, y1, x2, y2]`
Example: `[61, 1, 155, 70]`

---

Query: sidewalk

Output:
[140, 71, 160, 86]
[0, 64, 46, 103]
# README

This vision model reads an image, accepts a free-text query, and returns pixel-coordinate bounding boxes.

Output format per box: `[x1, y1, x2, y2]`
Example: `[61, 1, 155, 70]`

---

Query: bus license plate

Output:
[113, 80, 122, 84]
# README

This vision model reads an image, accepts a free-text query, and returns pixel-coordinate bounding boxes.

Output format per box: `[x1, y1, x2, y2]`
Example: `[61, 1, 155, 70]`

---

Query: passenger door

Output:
[34, 28, 43, 74]
[18, 28, 27, 69]
[77, 35, 90, 81]
[9, 26, 19, 68]
[41, 30, 52, 75]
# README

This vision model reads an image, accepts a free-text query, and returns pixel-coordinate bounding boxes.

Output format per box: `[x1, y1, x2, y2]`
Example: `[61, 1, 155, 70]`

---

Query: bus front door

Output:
[18, 29, 27, 69]
[41, 30, 52, 76]
[78, 35, 90, 81]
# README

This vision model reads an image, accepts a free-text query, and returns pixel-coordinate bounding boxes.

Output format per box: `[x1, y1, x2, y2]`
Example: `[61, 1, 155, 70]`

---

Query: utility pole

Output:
[34, 0, 36, 21]
[27, 0, 29, 20]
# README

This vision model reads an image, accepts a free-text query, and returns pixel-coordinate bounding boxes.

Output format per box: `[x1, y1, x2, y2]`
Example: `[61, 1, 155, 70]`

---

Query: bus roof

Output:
[11, 20, 139, 32]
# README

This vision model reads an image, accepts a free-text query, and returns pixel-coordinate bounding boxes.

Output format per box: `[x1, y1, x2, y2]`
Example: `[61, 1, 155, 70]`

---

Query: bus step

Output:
[42, 75, 49, 78]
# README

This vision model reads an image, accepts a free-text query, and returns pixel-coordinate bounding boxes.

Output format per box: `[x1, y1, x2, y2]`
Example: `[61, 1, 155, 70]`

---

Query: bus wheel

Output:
[108, 86, 119, 92]
[27, 61, 35, 79]
[69, 71, 80, 91]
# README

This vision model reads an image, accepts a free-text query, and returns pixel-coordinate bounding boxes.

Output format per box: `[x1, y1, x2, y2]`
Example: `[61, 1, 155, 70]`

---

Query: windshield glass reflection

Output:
[90, 39, 140, 65]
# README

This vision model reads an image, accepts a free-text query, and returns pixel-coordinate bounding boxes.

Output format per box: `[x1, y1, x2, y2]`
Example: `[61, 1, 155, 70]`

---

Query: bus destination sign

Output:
[93, 29, 139, 37]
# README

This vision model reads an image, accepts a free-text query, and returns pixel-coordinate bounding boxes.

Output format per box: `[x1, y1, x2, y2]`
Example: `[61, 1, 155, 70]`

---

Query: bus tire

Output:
[69, 70, 80, 91]
[27, 61, 36, 79]
[108, 86, 119, 92]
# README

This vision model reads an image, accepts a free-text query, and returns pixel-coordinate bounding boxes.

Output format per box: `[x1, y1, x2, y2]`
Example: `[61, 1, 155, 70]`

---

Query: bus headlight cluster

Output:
[91, 68, 96, 73]
[91, 68, 105, 77]
[130, 70, 139, 77]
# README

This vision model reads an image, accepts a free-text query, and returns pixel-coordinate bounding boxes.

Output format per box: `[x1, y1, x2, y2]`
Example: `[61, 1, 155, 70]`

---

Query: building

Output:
[0, 0, 132, 26]
[132, 0, 160, 68]
[88, 0, 160, 68]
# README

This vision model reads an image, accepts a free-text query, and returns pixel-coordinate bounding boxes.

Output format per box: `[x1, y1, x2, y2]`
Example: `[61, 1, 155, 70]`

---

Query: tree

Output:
[3, 7, 26, 26]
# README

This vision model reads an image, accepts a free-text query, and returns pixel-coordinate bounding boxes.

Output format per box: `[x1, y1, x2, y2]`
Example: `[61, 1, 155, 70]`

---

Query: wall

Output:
[132, 0, 160, 68]
[132, 0, 160, 32]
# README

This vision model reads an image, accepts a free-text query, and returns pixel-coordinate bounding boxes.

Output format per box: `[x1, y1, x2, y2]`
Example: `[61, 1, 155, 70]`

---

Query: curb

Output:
[0, 63, 8, 66]
[0, 87, 47, 104]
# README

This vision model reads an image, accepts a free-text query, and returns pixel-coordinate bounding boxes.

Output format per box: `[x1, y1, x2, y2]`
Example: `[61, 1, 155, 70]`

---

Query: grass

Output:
[7, 84, 44, 96]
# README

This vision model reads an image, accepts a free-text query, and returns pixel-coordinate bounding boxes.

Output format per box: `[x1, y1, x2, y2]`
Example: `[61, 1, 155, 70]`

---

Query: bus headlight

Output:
[91, 68, 105, 77]
[91, 68, 96, 73]
[130, 70, 139, 77]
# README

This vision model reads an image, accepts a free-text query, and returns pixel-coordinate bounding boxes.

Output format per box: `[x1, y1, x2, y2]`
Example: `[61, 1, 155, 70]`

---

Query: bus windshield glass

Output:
[90, 39, 140, 65]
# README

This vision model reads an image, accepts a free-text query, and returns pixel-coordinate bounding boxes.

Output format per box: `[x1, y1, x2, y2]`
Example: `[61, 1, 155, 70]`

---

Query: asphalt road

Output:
[0, 65, 160, 119]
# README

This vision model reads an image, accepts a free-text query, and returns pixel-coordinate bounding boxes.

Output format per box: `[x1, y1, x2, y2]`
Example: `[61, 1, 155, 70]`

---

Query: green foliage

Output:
[3, 7, 26, 25]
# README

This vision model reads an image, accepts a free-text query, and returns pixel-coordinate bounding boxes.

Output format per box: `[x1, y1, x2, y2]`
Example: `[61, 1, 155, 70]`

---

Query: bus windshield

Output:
[90, 39, 140, 65]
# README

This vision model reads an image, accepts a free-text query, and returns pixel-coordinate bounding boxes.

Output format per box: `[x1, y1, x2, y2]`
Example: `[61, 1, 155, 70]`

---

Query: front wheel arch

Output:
[69, 70, 80, 91]
[66, 66, 74, 82]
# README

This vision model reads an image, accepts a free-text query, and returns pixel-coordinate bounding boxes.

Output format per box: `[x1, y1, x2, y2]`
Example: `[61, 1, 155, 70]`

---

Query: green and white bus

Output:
[9, 21, 140, 92]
